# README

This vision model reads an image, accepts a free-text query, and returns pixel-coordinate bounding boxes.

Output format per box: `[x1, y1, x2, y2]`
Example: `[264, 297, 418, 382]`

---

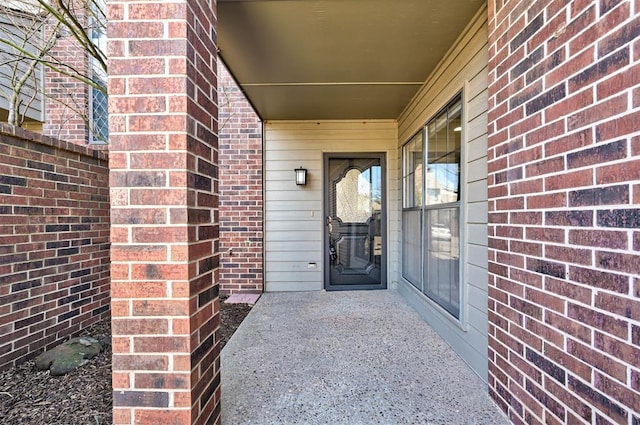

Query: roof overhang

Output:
[218, 0, 485, 121]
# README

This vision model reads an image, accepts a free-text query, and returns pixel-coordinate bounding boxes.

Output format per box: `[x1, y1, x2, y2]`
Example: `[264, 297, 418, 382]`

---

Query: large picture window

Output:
[402, 94, 462, 319]
[401, 132, 423, 287]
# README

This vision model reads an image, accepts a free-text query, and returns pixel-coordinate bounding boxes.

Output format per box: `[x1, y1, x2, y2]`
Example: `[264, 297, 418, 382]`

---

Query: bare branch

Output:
[45, 0, 107, 72]
[0, 0, 108, 130]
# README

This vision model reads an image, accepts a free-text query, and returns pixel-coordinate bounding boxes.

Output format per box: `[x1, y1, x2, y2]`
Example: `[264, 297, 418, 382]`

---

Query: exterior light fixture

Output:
[453, 126, 462, 132]
[295, 167, 307, 186]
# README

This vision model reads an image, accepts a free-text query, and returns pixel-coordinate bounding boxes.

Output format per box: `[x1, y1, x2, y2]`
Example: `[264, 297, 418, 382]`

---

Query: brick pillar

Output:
[487, 0, 639, 424]
[107, 0, 220, 423]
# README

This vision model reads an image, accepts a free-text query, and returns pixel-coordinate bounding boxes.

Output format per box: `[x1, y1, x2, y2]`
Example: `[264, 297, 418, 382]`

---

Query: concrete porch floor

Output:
[221, 290, 509, 425]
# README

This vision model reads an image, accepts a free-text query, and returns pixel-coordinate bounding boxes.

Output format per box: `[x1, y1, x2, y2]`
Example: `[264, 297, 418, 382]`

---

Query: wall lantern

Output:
[295, 167, 307, 186]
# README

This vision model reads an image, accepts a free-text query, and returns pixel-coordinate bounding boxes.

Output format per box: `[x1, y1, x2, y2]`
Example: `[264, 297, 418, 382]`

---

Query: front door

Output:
[324, 153, 386, 290]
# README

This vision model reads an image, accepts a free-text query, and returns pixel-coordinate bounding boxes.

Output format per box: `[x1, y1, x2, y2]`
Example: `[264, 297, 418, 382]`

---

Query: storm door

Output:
[324, 154, 386, 290]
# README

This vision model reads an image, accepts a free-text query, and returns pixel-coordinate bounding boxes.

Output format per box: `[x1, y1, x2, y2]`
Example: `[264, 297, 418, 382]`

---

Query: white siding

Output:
[0, 10, 45, 122]
[396, 5, 490, 380]
[264, 120, 399, 292]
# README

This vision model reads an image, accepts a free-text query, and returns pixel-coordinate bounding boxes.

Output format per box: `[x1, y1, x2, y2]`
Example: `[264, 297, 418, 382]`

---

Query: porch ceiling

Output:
[218, 0, 485, 121]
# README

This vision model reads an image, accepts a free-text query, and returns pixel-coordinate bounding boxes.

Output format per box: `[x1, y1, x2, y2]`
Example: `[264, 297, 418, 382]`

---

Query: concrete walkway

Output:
[221, 291, 509, 425]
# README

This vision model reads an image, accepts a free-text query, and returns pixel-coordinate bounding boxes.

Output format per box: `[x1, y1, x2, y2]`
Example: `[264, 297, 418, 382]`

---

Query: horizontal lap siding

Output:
[397, 5, 490, 379]
[0, 13, 44, 122]
[264, 120, 398, 292]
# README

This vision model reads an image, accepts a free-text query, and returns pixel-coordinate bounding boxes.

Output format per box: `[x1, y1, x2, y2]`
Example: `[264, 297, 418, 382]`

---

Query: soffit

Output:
[218, 0, 484, 120]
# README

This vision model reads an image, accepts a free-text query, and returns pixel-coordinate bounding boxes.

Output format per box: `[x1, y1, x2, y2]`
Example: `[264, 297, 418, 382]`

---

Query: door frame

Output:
[323, 152, 387, 291]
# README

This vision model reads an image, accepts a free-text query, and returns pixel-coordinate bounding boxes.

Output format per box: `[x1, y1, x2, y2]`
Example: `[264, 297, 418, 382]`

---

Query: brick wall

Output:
[43, 17, 91, 145]
[218, 62, 263, 295]
[0, 124, 110, 371]
[487, 0, 639, 424]
[108, 0, 221, 422]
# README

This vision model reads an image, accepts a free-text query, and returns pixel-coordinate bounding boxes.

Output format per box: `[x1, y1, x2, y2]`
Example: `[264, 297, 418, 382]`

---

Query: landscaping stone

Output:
[1, 307, 249, 425]
[35, 337, 102, 376]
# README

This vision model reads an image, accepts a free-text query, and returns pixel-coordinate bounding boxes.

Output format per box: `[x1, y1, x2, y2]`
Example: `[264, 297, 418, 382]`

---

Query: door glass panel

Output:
[327, 157, 384, 289]
[336, 168, 373, 223]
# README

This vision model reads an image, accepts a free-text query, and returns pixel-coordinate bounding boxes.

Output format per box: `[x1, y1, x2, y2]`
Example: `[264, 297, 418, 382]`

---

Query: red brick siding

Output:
[42, 18, 91, 145]
[0, 124, 110, 371]
[487, 1, 639, 424]
[108, 0, 220, 422]
[218, 62, 263, 295]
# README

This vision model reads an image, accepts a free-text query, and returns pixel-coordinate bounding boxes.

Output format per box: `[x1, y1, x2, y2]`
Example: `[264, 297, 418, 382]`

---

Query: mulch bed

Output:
[219, 300, 253, 351]
[0, 299, 253, 425]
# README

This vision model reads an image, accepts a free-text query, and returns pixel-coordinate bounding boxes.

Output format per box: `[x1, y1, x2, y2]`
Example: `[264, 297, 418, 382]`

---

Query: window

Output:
[89, 0, 108, 144]
[403, 132, 423, 208]
[402, 132, 423, 287]
[402, 94, 462, 319]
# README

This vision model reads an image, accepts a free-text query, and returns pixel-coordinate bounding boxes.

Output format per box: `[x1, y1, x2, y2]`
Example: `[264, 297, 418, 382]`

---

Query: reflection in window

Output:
[402, 209, 422, 287]
[401, 94, 462, 319]
[426, 100, 461, 205]
[425, 208, 460, 317]
[402, 132, 423, 287]
[403, 132, 423, 208]
[336, 167, 381, 223]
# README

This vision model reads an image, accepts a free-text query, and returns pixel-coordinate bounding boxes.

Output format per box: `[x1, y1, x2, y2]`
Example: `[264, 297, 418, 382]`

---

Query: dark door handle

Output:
[329, 244, 337, 262]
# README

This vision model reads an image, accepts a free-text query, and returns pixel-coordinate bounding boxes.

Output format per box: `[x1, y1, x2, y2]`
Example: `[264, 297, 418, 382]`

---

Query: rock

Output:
[35, 337, 103, 376]
[78, 337, 93, 347]
[99, 335, 112, 347]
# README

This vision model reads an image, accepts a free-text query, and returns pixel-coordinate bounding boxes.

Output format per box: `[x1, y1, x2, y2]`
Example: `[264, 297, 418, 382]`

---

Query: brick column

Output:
[487, 0, 639, 424]
[107, 0, 220, 423]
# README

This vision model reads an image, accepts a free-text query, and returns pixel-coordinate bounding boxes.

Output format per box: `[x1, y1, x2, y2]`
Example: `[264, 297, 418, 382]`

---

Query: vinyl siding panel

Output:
[264, 120, 399, 292]
[0, 11, 44, 122]
[396, 5, 490, 380]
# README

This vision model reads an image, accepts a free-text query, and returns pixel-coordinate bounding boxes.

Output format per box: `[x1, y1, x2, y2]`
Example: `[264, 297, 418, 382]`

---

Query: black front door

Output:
[324, 153, 386, 290]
